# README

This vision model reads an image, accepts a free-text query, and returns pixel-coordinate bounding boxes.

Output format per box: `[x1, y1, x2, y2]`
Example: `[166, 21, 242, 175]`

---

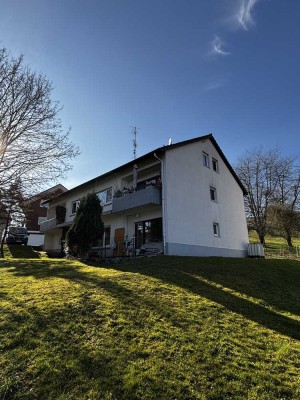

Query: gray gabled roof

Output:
[23, 184, 68, 204]
[44, 134, 247, 204]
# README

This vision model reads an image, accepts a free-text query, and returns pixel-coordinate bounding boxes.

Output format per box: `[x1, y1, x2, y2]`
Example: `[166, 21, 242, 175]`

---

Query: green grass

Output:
[3, 244, 47, 259]
[249, 231, 300, 248]
[1, 252, 300, 399]
[249, 231, 300, 259]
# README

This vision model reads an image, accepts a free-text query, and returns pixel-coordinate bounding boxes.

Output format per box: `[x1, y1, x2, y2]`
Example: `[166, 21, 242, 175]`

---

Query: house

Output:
[23, 184, 67, 246]
[40, 134, 249, 257]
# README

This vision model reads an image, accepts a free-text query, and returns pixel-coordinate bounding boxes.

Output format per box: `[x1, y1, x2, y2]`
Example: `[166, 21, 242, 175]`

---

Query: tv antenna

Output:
[132, 126, 138, 159]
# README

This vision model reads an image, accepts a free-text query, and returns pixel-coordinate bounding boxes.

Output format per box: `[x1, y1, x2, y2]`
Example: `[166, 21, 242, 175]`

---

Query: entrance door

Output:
[113, 227, 125, 256]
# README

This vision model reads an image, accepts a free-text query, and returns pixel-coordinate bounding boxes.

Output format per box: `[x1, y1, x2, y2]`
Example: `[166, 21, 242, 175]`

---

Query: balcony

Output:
[40, 218, 71, 233]
[40, 218, 58, 232]
[40, 205, 68, 233]
[112, 185, 161, 214]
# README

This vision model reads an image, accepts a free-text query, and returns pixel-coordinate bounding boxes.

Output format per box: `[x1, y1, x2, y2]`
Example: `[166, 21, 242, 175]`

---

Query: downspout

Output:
[154, 152, 167, 255]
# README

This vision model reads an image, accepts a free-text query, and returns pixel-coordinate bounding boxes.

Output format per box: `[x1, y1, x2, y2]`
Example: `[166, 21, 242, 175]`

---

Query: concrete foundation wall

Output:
[167, 242, 247, 258]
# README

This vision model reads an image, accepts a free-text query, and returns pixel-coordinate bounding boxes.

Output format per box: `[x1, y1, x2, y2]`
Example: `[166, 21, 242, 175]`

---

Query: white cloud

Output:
[211, 36, 231, 57]
[203, 79, 227, 92]
[205, 0, 263, 61]
[236, 0, 261, 30]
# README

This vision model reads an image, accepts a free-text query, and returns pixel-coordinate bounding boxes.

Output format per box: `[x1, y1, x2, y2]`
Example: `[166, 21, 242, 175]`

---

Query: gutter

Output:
[154, 152, 167, 255]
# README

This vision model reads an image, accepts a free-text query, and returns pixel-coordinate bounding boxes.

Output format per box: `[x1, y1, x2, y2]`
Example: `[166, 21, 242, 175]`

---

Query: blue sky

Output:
[1, 0, 300, 189]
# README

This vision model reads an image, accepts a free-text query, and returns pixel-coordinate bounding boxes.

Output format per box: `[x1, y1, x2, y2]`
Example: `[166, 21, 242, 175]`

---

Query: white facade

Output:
[28, 232, 45, 247]
[41, 135, 249, 257]
[42, 158, 162, 255]
[163, 140, 248, 257]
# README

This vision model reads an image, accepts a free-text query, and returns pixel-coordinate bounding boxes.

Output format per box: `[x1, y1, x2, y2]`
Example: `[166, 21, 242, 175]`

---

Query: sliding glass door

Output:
[135, 218, 162, 248]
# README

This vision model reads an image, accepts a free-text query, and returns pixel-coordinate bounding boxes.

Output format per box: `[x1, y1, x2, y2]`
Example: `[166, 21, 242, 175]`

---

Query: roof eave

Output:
[43, 133, 247, 204]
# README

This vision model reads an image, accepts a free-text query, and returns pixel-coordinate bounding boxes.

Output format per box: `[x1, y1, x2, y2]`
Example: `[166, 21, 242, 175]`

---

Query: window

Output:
[71, 200, 80, 214]
[202, 152, 209, 167]
[104, 226, 111, 246]
[97, 187, 112, 205]
[212, 158, 219, 172]
[137, 175, 161, 190]
[213, 223, 220, 237]
[210, 187, 217, 202]
[135, 218, 163, 248]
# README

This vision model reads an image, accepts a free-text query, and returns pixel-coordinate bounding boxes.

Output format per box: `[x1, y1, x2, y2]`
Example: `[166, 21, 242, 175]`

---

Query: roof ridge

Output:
[43, 133, 247, 203]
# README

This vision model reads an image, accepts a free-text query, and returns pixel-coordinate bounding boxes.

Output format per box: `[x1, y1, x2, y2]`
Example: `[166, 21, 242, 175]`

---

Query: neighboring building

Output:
[23, 184, 67, 246]
[41, 134, 249, 257]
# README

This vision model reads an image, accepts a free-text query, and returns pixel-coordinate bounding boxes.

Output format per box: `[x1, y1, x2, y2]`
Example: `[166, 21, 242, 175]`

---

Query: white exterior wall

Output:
[101, 205, 162, 256]
[46, 160, 161, 225]
[44, 228, 63, 253]
[164, 139, 248, 257]
[102, 206, 162, 239]
[43, 160, 162, 253]
[43, 138, 248, 257]
[28, 232, 44, 247]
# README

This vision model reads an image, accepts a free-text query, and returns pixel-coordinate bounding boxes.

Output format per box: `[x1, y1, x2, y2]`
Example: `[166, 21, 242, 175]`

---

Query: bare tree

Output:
[0, 180, 25, 257]
[236, 149, 300, 246]
[268, 160, 300, 247]
[268, 204, 300, 247]
[236, 149, 280, 245]
[0, 47, 79, 194]
[273, 158, 300, 206]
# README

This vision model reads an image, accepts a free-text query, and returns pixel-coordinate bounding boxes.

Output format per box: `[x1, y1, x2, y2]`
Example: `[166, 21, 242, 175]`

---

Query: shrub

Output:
[66, 193, 104, 257]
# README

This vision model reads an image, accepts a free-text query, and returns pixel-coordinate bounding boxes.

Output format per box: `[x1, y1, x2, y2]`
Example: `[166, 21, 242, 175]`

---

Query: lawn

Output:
[249, 231, 300, 258]
[249, 231, 300, 248]
[1, 249, 300, 399]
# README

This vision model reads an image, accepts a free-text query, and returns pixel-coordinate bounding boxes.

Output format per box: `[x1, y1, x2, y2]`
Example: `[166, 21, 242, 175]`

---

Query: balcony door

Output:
[135, 218, 162, 248]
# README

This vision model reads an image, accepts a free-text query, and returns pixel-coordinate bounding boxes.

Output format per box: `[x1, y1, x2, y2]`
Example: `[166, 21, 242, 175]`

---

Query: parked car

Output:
[4, 226, 29, 245]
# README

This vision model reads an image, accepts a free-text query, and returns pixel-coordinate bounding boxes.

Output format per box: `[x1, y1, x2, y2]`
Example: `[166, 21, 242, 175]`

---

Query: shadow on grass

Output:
[6, 244, 41, 259]
[7, 256, 300, 341]
[8, 260, 192, 330]
[153, 257, 300, 316]
[4, 257, 300, 399]
[9, 260, 129, 292]
[92, 257, 300, 341]
[3, 265, 197, 399]
[1, 302, 136, 400]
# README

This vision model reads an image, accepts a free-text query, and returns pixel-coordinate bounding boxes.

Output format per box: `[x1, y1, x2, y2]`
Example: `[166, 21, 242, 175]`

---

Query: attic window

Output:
[212, 158, 219, 172]
[202, 152, 209, 168]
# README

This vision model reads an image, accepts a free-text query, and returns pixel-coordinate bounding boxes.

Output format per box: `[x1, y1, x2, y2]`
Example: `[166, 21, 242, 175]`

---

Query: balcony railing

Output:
[112, 185, 161, 214]
[40, 218, 58, 232]
[40, 218, 70, 232]
[40, 205, 68, 233]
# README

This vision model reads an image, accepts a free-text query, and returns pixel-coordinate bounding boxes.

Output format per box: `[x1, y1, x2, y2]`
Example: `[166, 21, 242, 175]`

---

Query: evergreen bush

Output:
[66, 192, 104, 257]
